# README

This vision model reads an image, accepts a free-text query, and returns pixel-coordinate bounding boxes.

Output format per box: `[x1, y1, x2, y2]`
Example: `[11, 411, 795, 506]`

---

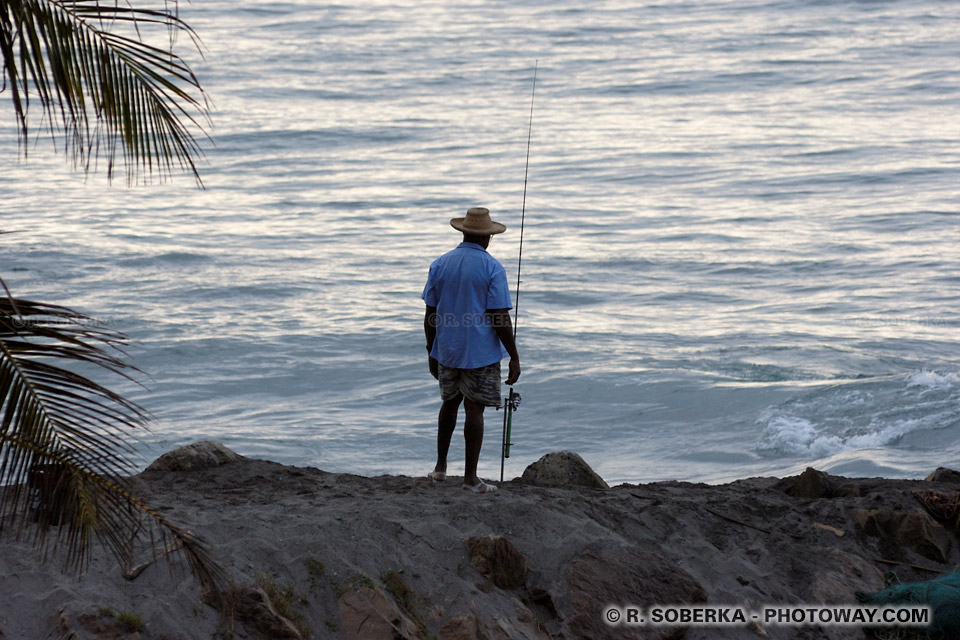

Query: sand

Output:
[1, 444, 958, 640]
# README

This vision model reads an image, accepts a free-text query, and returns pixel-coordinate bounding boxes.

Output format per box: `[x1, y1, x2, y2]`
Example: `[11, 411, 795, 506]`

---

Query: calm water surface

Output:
[1, 0, 958, 483]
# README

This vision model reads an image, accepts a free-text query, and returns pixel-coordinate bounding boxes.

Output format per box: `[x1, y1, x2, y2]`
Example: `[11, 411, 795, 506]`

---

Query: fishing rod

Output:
[501, 61, 537, 483]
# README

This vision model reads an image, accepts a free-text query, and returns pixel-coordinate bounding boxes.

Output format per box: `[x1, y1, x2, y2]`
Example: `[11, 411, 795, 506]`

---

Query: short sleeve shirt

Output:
[422, 242, 512, 369]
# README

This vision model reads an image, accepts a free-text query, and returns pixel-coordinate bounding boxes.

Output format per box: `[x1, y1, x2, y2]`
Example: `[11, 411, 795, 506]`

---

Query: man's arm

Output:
[486, 308, 521, 385]
[424, 305, 439, 379]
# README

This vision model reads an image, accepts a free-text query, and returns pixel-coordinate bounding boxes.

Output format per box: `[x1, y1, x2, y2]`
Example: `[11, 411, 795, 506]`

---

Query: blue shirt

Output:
[422, 242, 513, 369]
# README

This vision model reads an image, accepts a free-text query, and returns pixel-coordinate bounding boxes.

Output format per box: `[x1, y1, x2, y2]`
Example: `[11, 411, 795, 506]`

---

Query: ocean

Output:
[1, 0, 958, 484]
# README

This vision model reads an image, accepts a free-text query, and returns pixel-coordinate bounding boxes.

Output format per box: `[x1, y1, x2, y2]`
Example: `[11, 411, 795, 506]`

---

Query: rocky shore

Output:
[2, 442, 958, 640]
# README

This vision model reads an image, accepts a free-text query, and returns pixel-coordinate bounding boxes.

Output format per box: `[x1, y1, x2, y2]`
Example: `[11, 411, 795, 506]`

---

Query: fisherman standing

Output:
[422, 207, 521, 494]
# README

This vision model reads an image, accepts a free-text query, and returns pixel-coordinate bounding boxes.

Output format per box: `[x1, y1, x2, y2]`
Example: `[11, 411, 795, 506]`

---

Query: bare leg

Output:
[435, 393, 463, 474]
[462, 398, 486, 486]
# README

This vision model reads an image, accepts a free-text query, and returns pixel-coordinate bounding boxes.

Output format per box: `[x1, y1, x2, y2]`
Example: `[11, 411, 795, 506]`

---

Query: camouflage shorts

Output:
[438, 361, 502, 407]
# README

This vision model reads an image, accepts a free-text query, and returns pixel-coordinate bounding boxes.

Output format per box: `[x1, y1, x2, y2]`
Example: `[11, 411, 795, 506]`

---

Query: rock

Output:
[28, 463, 73, 525]
[483, 610, 552, 640]
[806, 548, 884, 603]
[54, 606, 147, 640]
[777, 467, 833, 499]
[337, 586, 420, 640]
[856, 509, 952, 563]
[440, 615, 481, 640]
[925, 467, 960, 484]
[556, 547, 706, 640]
[523, 586, 558, 619]
[521, 451, 609, 489]
[441, 611, 549, 640]
[832, 483, 863, 498]
[146, 441, 242, 472]
[465, 534, 529, 590]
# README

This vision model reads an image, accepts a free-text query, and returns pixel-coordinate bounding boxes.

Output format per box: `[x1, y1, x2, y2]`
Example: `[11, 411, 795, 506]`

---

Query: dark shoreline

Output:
[2, 443, 957, 640]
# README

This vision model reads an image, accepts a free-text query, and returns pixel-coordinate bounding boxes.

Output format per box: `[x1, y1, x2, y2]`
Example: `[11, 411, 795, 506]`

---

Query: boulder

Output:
[441, 609, 551, 640]
[440, 615, 482, 640]
[776, 467, 833, 499]
[556, 547, 706, 640]
[337, 586, 420, 640]
[856, 509, 952, 563]
[146, 441, 242, 472]
[521, 452, 609, 489]
[465, 534, 529, 590]
[925, 467, 960, 484]
[832, 483, 863, 498]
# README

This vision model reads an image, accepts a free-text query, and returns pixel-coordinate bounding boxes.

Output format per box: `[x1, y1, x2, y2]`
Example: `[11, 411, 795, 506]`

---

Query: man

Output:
[422, 207, 521, 494]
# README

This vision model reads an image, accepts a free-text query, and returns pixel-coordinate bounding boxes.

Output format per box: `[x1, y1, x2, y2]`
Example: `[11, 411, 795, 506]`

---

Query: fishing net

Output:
[857, 571, 960, 640]
[913, 490, 960, 536]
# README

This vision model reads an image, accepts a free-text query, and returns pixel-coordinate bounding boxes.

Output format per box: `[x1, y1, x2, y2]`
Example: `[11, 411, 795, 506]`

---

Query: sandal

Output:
[427, 471, 446, 482]
[462, 480, 497, 494]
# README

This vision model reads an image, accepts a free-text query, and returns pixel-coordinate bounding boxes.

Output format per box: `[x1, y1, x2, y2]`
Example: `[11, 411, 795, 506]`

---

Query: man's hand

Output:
[487, 308, 521, 385]
[429, 356, 439, 380]
[506, 358, 521, 385]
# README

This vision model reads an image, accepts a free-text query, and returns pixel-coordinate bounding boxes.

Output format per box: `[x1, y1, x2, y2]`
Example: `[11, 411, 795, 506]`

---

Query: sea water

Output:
[1, 0, 958, 483]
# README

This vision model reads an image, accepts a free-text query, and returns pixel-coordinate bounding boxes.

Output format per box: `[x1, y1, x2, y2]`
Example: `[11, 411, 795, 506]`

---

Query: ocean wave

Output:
[756, 413, 921, 458]
[906, 369, 960, 390]
[756, 370, 959, 457]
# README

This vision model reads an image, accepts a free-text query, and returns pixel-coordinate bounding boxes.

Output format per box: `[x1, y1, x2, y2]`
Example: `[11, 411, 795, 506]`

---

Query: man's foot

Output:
[427, 470, 446, 481]
[462, 480, 497, 494]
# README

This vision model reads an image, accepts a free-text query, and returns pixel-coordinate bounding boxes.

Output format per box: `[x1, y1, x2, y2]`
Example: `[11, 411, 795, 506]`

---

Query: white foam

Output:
[758, 414, 843, 457]
[757, 368, 960, 459]
[757, 409, 934, 458]
[906, 369, 960, 390]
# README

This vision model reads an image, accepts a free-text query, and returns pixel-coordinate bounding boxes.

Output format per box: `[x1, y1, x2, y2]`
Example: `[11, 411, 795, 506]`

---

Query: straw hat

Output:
[450, 207, 507, 235]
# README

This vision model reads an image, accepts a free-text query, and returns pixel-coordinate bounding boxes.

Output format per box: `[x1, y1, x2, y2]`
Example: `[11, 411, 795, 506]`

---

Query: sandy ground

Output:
[1, 446, 958, 640]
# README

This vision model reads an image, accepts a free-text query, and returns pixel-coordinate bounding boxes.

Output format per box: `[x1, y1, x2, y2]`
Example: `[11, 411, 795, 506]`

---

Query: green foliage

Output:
[256, 573, 311, 639]
[381, 569, 416, 613]
[344, 572, 374, 592]
[0, 292, 228, 613]
[1, 0, 220, 632]
[94, 607, 143, 633]
[0, 0, 209, 184]
[381, 569, 430, 638]
[304, 554, 326, 594]
[304, 555, 325, 577]
[115, 610, 144, 633]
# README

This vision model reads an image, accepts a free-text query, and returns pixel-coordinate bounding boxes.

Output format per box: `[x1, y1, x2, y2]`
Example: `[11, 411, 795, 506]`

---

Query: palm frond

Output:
[0, 289, 227, 602]
[0, 0, 209, 185]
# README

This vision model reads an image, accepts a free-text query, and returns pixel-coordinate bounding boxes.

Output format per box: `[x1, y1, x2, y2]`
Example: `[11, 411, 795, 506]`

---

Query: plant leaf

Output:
[0, 287, 227, 609]
[0, 0, 210, 184]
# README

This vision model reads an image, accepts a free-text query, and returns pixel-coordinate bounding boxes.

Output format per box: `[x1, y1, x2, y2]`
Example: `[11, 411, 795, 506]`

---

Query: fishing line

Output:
[501, 61, 537, 482]
[513, 60, 537, 339]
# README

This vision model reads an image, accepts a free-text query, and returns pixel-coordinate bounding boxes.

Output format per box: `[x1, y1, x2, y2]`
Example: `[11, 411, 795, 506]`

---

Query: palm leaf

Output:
[0, 285, 227, 604]
[0, 0, 209, 184]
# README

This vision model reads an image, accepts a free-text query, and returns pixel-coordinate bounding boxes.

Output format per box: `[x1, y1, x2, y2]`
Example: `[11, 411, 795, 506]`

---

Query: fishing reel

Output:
[499, 388, 521, 481]
[500, 388, 521, 412]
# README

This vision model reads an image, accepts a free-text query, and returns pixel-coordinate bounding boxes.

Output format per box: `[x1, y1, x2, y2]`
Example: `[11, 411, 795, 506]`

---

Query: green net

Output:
[857, 571, 960, 639]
